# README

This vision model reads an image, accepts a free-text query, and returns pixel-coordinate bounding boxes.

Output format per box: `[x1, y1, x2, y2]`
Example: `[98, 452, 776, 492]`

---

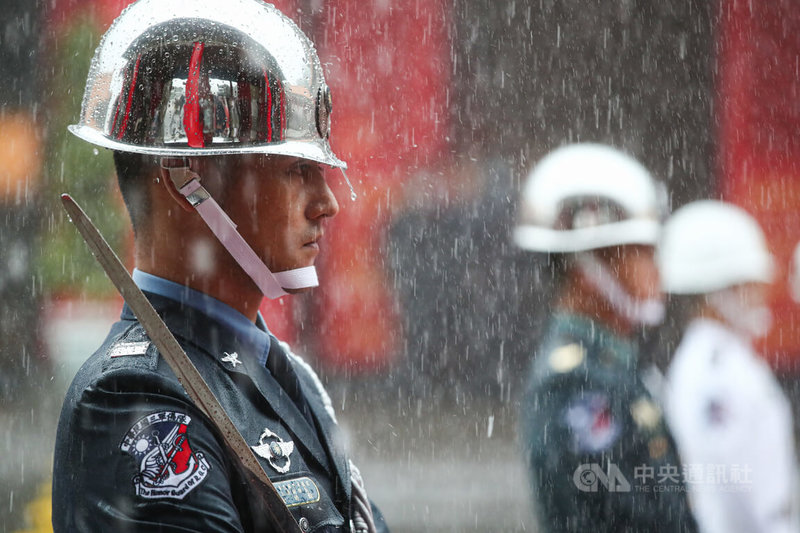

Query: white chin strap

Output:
[162, 159, 318, 299]
[706, 288, 772, 340]
[575, 252, 665, 327]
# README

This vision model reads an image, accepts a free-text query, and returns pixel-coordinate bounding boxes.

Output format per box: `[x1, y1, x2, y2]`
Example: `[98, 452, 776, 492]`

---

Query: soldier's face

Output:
[201, 154, 340, 281]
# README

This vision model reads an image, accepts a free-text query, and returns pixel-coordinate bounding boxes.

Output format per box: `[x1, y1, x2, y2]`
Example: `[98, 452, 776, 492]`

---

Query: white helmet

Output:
[658, 200, 774, 294]
[513, 143, 663, 253]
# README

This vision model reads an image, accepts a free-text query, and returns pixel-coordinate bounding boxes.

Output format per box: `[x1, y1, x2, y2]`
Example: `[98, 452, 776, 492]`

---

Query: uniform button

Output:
[298, 517, 310, 532]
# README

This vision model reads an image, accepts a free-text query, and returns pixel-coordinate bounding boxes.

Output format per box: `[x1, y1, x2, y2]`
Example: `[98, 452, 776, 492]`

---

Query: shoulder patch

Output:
[548, 343, 585, 373]
[120, 411, 210, 500]
[564, 392, 620, 453]
[109, 341, 151, 358]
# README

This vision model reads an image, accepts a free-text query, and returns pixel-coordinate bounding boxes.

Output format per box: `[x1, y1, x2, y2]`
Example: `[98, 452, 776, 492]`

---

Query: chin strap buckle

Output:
[160, 158, 209, 207]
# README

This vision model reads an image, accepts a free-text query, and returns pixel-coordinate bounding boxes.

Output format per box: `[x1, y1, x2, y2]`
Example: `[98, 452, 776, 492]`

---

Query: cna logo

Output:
[573, 463, 631, 492]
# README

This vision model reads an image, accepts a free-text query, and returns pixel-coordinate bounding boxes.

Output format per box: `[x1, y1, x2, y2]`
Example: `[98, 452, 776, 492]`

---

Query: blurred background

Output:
[2, 0, 800, 531]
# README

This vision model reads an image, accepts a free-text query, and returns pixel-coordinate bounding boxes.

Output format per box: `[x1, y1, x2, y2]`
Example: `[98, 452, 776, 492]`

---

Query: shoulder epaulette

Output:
[547, 343, 586, 373]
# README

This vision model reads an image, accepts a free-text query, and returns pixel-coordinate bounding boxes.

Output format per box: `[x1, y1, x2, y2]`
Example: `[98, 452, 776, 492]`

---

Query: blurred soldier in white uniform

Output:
[658, 200, 799, 533]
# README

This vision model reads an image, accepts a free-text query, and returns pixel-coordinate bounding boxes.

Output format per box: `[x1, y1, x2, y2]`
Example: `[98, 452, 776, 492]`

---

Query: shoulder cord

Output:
[349, 460, 377, 533]
[280, 341, 376, 533]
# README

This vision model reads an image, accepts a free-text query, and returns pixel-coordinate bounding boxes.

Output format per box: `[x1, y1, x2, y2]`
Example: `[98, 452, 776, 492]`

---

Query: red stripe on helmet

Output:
[116, 54, 142, 140]
[264, 70, 273, 142]
[184, 42, 206, 148]
[277, 77, 286, 141]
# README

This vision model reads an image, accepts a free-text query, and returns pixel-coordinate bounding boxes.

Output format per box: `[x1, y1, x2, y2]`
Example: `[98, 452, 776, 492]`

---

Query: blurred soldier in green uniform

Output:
[514, 144, 697, 532]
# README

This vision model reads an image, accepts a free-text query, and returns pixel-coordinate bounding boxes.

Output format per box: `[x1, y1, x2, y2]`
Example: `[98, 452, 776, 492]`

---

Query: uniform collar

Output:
[131, 269, 271, 366]
[118, 289, 338, 477]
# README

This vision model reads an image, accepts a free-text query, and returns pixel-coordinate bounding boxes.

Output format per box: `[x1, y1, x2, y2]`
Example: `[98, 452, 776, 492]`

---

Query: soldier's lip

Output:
[303, 232, 323, 249]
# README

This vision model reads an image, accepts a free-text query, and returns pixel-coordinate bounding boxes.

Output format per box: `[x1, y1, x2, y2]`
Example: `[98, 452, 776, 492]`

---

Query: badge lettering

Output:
[110, 342, 150, 358]
[274, 476, 321, 507]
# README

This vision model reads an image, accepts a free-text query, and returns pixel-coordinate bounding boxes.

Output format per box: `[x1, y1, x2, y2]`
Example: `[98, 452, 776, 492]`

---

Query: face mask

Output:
[706, 288, 772, 340]
[575, 252, 665, 327]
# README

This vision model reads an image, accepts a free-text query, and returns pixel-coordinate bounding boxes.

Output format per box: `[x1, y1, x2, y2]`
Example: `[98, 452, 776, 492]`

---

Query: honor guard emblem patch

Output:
[120, 411, 210, 500]
[252, 427, 295, 474]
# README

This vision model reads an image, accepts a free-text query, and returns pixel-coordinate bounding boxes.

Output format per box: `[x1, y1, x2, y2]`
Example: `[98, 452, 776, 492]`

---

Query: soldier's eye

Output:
[287, 163, 323, 181]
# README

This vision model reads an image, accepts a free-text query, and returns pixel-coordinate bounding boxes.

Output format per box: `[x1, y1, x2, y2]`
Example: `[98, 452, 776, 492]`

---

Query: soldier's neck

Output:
[134, 241, 263, 322]
[556, 272, 635, 338]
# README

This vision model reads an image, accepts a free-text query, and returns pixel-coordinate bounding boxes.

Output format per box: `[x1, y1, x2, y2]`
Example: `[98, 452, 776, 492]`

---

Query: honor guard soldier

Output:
[514, 144, 698, 532]
[51, 1, 387, 531]
[659, 201, 800, 533]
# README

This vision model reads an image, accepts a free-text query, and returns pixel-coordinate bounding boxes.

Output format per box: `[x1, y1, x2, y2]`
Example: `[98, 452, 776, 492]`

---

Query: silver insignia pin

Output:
[221, 351, 242, 368]
[252, 427, 295, 474]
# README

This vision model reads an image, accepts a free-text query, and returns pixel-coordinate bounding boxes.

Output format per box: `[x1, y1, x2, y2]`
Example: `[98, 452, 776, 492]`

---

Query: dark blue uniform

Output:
[520, 313, 697, 533]
[53, 290, 387, 532]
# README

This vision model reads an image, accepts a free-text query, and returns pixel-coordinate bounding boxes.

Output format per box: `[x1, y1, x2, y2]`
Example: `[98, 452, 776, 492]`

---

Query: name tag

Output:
[274, 476, 321, 507]
[110, 342, 150, 358]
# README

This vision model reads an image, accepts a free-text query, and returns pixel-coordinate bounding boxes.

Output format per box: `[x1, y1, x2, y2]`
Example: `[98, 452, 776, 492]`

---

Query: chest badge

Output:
[221, 351, 242, 368]
[252, 427, 295, 474]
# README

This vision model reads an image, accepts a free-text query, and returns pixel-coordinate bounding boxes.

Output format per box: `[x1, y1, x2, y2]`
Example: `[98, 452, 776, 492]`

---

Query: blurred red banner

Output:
[262, 1, 451, 372]
[309, 0, 450, 371]
[718, 0, 800, 371]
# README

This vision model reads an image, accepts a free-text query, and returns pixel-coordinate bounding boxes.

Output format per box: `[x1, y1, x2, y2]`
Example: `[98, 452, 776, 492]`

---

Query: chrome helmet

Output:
[69, 0, 345, 168]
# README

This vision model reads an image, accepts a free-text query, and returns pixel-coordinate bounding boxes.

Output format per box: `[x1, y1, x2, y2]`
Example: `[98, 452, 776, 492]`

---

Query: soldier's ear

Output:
[158, 164, 195, 213]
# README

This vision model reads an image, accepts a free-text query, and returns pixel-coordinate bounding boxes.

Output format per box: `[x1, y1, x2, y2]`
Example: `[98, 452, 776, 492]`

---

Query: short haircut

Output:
[113, 151, 157, 236]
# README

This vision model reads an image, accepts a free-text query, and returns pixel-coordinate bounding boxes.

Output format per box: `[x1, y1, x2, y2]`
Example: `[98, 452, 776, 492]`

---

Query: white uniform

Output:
[665, 318, 799, 533]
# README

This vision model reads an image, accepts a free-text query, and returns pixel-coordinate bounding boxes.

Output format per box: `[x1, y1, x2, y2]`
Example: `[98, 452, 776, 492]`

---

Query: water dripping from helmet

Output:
[341, 168, 358, 201]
